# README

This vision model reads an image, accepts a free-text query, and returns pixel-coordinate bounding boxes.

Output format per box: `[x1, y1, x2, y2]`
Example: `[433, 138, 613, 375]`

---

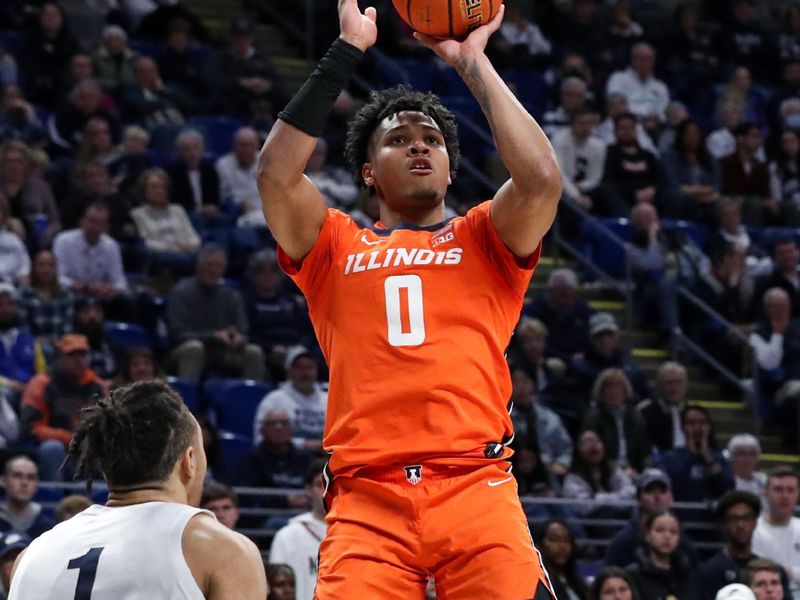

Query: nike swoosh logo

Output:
[361, 235, 386, 246]
[487, 476, 514, 487]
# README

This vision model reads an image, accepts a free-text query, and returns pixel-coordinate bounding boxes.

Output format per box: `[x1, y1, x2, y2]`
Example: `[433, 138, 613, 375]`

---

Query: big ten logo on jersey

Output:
[343, 247, 463, 275]
[431, 223, 455, 248]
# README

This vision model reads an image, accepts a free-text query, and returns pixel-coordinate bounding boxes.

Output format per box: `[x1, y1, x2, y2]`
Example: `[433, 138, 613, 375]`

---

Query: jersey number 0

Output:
[384, 275, 425, 347]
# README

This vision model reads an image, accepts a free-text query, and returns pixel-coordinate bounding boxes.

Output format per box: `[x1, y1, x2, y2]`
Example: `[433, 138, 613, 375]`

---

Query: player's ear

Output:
[179, 445, 195, 483]
[362, 163, 374, 187]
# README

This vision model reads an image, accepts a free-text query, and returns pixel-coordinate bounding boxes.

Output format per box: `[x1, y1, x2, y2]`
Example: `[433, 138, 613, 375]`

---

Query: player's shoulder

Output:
[183, 512, 259, 559]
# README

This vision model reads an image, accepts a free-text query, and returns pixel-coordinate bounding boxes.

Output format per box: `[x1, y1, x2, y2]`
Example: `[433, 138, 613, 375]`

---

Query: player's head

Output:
[2, 455, 38, 506]
[68, 380, 206, 505]
[266, 563, 296, 600]
[345, 86, 460, 208]
[201, 481, 240, 530]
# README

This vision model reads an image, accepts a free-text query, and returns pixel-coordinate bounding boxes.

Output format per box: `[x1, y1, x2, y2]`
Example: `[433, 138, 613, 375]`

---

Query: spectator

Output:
[109, 125, 152, 195]
[166, 244, 264, 382]
[210, 16, 281, 119]
[728, 434, 768, 498]
[235, 407, 313, 509]
[112, 346, 159, 387]
[52, 202, 129, 314]
[663, 119, 721, 222]
[167, 129, 221, 219]
[0, 283, 35, 399]
[637, 362, 690, 453]
[0, 456, 53, 538]
[0, 197, 29, 286]
[0, 384, 16, 449]
[54, 494, 91, 523]
[779, 5, 800, 62]
[562, 429, 635, 511]
[656, 405, 734, 502]
[245, 249, 313, 381]
[748, 288, 800, 431]
[509, 318, 568, 401]
[91, 25, 137, 93]
[698, 491, 792, 600]
[581, 368, 652, 474]
[625, 510, 695, 600]
[511, 435, 559, 498]
[717, 0, 773, 81]
[20, 2, 78, 110]
[72, 296, 121, 380]
[595, 93, 657, 155]
[73, 117, 121, 170]
[606, 1, 644, 71]
[524, 267, 594, 362]
[493, 0, 551, 69]
[752, 467, 800, 595]
[200, 482, 240, 530]
[306, 138, 359, 210]
[254, 346, 326, 451]
[656, 101, 689, 156]
[266, 564, 296, 600]
[542, 77, 589, 140]
[61, 54, 116, 114]
[158, 18, 207, 100]
[769, 130, 800, 226]
[552, 108, 606, 213]
[51, 79, 119, 152]
[766, 222, 798, 281]
[130, 168, 200, 278]
[589, 567, 638, 600]
[17, 250, 75, 353]
[20, 334, 106, 481]
[215, 126, 260, 209]
[0, 84, 46, 147]
[0, 530, 29, 598]
[534, 519, 589, 600]
[118, 56, 190, 128]
[662, 3, 720, 101]
[0, 141, 59, 245]
[720, 123, 772, 225]
[571, 311, 651, 404]
[508, 364, 572, 476]
[557, 0, 610, 76]
[59, 0, 110, 53]
[604, 468, 699, 568]
[707, 197, 770, 277]
[708, 101, 754, 162]
[270, 459, 327, 600]
[717, 67, 769, 133]
[742, 559, 788, 600]
[602, 113, 666, 216]
[605, 43, 670, 122]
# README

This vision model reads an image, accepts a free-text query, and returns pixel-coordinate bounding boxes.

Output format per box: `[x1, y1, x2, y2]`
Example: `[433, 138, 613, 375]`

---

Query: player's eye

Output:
[391, 136, 406, 144]
[427, 136, 440, 144]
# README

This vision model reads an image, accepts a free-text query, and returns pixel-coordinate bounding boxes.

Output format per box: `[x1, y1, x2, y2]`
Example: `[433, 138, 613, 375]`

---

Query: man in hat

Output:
[0, 530, 30, 599]
[20, 334, 107, 480]
[253, 345, 326, 451]
[570, 311, 650, 401]
[604, 468, 699, 568]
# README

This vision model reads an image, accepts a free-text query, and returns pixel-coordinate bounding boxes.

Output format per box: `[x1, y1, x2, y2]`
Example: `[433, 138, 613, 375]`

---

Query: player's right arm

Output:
[257, 0, 377, 263]
[183, 513, 267, 599]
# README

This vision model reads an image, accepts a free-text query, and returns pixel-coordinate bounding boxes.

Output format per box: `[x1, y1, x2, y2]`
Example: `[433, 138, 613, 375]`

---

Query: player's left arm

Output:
[416, 6, 562, 258]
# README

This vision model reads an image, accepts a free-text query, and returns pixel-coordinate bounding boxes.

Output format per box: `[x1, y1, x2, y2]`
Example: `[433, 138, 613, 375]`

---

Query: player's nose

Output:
[408, 139, 430, 154]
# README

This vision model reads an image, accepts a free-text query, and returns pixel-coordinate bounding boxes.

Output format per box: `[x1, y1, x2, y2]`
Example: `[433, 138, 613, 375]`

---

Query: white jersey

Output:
[9, 501, 211, 600]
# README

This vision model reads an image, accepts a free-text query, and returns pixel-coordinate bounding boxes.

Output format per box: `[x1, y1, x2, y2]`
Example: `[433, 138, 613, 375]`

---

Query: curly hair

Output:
[67, 380, 197, 489]
[344, 86, 460, 189]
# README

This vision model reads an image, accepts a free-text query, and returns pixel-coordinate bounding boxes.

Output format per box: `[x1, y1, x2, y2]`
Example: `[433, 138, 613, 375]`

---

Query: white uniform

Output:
[9, 501, 210, 600]
[269, 512, 327, 600]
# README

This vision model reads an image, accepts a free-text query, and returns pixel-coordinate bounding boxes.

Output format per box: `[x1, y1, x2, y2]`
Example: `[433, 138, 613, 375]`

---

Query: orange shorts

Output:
[314, 461, 554, 600]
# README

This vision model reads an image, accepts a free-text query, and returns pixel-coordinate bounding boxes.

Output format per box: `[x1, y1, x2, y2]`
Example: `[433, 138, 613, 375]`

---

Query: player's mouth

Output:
[409, 158, 432, 174]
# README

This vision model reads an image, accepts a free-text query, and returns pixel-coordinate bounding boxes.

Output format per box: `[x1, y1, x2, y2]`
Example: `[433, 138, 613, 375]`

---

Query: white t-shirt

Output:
[752, 515, 800, 595]
[9, 502, 210, 599]
[270, 512, 327, 600]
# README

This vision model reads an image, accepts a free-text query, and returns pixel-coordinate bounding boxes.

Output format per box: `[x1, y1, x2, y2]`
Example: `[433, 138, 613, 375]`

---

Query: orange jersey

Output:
[278, 200, 541, 476]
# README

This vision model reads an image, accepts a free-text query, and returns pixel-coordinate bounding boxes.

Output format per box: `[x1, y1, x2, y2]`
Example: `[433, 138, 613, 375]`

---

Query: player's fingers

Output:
[484, 4, 505, 33]
[365, 6, 377, 22]
[413, 31, 436, 47]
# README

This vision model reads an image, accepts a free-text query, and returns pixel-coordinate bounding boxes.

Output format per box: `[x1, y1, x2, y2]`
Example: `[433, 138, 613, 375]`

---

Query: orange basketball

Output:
[391, 0, 503, 40]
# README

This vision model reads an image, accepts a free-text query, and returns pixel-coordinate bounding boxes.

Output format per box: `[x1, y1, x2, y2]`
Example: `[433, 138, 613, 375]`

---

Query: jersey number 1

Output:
[384, 275, 425, 346]
[68, 547, 104, 600]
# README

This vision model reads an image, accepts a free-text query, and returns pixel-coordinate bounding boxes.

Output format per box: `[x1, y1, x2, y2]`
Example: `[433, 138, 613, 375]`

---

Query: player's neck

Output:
[378, 202, 445, 229]
[106, 481, 187, 507]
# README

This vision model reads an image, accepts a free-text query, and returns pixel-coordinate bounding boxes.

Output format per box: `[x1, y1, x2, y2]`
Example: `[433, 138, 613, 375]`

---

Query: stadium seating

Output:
[187, 116, 244, 156]
[205, 379, 274, 439]
[105, 321, 151, 348]
[165, 375, 201, 414]
[217, 430, 251, 474]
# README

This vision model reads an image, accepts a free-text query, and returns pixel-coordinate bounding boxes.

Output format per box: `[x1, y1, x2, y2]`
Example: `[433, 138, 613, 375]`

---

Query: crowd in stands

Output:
[0, 0, 793, 599]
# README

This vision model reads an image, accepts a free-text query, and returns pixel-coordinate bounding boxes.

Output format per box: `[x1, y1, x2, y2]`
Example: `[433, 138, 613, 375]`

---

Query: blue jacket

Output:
[656, 447, 735, 502]
[0, 328, 35, 384]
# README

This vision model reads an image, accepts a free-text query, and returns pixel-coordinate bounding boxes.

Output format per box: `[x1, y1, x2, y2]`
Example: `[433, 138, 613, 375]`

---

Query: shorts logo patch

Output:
[404, 465, 423, 485]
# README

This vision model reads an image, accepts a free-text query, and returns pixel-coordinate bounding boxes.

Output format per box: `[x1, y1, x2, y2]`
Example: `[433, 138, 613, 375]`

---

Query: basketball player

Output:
[258, 0, 562, 598]
[8, 380, 267, 599]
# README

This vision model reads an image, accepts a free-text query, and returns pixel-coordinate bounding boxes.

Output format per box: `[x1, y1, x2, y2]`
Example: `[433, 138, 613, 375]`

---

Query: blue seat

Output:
[166, 376, 201, 414]
[0, 30, 24, 60]
[661, 219, 708, 248]
[34, 487, 64, 503]
[759, 227, 800, 250]
[148, 122, 182, 155]
[187, 116, 244, 156]
[205, 379, 274, 439]
[396, 58, 439, 91]
[591, 218, 631, 280]
[501, 69, 547, 118]
[437, 67, 471, 97]
[105, 321, 151, 348]
[218, 430, 251, 474]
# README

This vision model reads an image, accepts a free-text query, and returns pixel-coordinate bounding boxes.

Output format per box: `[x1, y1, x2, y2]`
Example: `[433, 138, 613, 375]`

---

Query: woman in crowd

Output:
[589, 567, 638, 600]
[535, 519, 589, 600]
[562, 429, 635, 509]
[625, 510, 695, 600]
[266, 563, 296, 600]
[112, 346, 160, 387]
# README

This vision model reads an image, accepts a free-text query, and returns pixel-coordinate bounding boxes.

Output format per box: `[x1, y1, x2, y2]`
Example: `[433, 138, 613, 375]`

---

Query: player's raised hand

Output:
[414, 5, 505, 67]
[339, 0, 377, 52]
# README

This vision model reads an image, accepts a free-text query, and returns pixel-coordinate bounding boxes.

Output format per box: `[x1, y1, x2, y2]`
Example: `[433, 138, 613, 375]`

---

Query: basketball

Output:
[391, 0, 504, 40]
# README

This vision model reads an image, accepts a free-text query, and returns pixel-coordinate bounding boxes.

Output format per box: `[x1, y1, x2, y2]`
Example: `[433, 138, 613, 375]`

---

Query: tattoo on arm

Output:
[457, 57, 490, 114]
